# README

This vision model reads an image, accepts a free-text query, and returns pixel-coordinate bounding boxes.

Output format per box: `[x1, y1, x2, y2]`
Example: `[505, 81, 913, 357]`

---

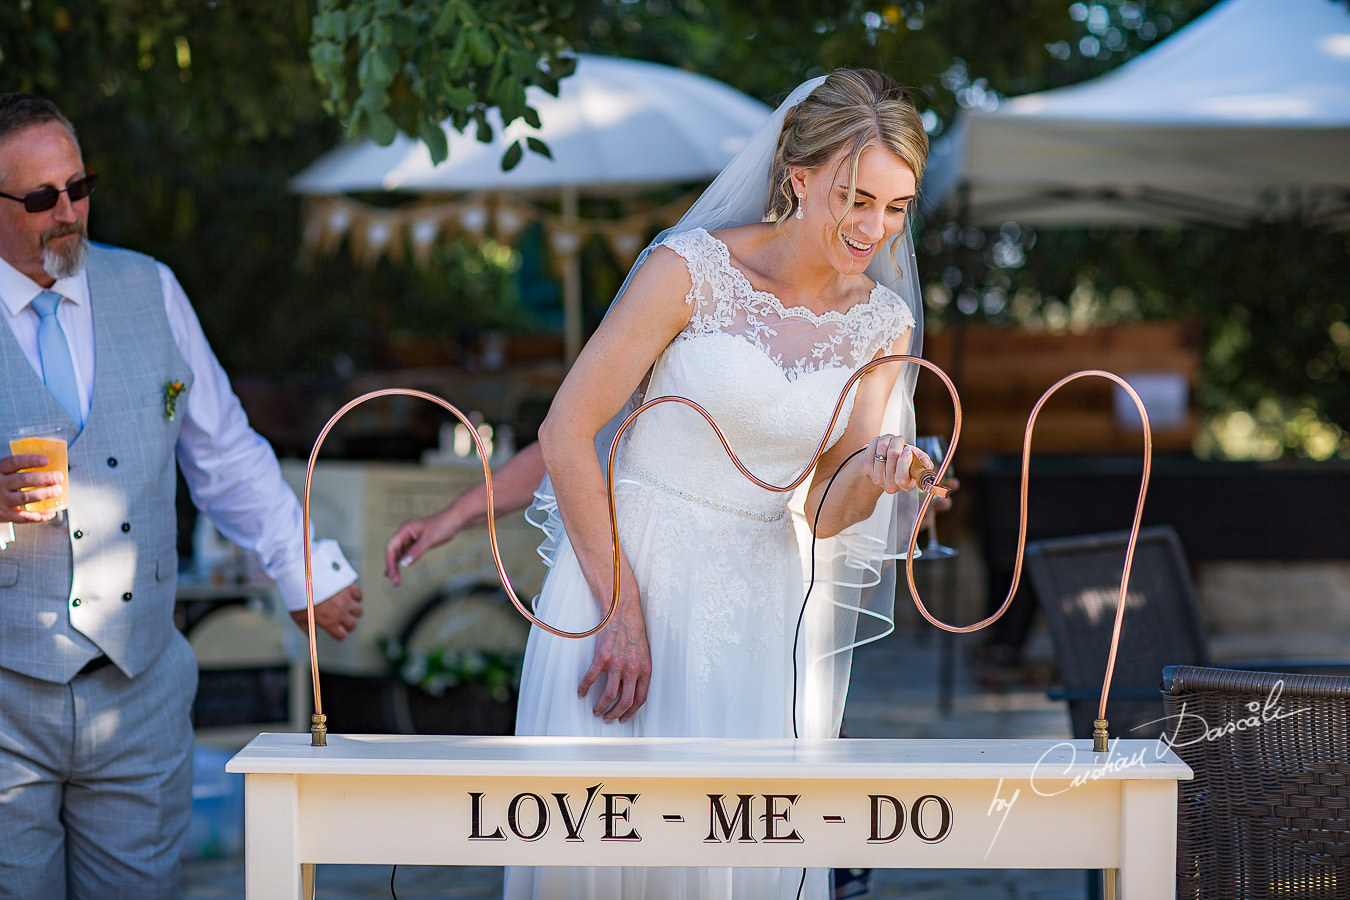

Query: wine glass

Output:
[914, 435, 957, 559]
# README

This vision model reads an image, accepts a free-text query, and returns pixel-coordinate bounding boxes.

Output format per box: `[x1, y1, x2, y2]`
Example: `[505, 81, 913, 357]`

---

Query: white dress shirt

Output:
[0, 255, 355, 610]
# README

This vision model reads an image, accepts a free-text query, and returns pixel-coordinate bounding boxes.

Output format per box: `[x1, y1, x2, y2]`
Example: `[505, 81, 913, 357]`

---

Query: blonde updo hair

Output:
[766, 69, 928, 231]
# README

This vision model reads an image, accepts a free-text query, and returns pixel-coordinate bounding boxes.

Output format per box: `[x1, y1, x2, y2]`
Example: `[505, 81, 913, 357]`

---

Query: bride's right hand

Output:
[578, 580, 651, 723]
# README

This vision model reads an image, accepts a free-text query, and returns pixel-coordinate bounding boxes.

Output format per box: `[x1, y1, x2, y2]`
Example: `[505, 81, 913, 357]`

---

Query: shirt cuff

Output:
[0, 522, 12, 550]
[274, 538, 358, 612]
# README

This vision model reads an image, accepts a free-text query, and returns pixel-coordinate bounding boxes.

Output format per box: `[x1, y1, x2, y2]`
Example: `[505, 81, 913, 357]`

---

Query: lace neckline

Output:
[693, 227, 892, 324]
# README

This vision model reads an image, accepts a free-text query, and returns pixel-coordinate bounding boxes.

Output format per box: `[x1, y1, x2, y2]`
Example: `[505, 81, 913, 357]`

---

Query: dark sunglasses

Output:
[0, 172, 98, 213]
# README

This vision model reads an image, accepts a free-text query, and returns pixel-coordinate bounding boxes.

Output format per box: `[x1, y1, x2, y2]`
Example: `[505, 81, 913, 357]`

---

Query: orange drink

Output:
[9, 425, 69, 513]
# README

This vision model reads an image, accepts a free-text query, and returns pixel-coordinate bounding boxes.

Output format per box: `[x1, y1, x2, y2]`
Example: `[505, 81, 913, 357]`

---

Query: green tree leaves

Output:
[309, 0, 576, 167]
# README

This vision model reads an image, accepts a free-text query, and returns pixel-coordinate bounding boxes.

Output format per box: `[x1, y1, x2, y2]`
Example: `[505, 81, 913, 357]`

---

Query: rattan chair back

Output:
[1163, 665, 1350, 899]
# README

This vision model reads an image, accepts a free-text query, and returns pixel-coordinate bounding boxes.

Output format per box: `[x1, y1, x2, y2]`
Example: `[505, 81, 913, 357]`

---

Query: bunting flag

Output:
[298, 191, 699, 271]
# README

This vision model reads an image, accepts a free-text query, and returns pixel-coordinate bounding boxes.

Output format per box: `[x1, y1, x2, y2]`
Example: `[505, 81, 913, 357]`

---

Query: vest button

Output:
[122, 592, 133, 602]
[121, 522, 131, 533]
[71, 598, 82, 607]
[73, 530, 84, 539]
[106, 457, 118, 468]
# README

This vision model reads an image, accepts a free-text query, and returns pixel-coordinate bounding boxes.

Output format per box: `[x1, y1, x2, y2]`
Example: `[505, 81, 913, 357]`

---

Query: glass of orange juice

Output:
[9, 423, 70, 513]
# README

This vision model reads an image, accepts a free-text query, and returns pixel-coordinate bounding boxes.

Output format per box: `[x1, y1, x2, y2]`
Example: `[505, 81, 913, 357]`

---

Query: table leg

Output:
[245, 774, 304, 900]
[1118, 779, 1177, 899]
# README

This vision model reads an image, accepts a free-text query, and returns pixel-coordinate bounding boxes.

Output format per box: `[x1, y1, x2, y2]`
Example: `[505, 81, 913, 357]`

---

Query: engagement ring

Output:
[874, 454, 887, 461]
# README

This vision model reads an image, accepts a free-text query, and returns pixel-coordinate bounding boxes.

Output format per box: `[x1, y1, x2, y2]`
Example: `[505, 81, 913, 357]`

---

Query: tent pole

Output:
[933, 177, 972, 718]
[562, 185, 583, 366]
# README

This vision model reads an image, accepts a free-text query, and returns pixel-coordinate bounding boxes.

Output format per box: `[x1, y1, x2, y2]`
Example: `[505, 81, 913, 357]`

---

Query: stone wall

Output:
[1197, 561, 1350, 660]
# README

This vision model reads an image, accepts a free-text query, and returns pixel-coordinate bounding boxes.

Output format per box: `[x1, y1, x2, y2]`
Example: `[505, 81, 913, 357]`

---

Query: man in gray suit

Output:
[0, 94, 365, 898]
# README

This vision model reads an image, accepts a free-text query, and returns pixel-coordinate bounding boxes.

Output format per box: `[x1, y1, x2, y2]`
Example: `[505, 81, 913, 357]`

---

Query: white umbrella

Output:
[293, 56, 772, 359]
[294, 54, 771, 195]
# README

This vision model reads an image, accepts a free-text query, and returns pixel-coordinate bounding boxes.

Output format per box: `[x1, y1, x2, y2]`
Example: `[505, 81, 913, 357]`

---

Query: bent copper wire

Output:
[603, 360, 1152, 752]
[901, 371, 1152, 636]
[299, 388, 620, 745]
[945, 371, 1151, 751]
[300, 367, 1150, 750]
[603, 355, 960, 636]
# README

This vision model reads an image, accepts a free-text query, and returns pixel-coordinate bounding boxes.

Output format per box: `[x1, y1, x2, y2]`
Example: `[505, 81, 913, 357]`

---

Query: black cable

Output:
[792, 445, 867, 739]
[791, 447, 865, 900]
[390, 864, 400, 899]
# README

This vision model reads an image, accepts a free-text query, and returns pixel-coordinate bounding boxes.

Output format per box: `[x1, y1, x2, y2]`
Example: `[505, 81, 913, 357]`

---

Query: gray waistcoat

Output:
[0, 245, 190, 683]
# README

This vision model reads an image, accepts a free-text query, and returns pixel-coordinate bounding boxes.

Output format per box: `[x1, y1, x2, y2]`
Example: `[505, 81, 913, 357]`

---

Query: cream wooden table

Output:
[227, 733, 1190, 899]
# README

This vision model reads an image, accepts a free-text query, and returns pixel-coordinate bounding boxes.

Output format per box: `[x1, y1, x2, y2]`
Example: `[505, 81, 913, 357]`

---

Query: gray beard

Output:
[42, 232, 90, 281]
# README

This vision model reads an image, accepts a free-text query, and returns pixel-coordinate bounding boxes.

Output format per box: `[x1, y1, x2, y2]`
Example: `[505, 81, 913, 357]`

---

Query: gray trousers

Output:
[0, 632, 197, 900]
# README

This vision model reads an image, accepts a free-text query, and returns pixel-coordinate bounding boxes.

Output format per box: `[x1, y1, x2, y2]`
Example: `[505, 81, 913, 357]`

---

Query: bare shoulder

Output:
[625, 244, 694, 301]
[601, 244, 697, 338]
[575, 246, 694, 375]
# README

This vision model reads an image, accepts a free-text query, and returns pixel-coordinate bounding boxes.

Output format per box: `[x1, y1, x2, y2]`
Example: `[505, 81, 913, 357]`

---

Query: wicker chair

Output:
[1027, 525, 1209, 741]
[1163, 665, 1350, 900]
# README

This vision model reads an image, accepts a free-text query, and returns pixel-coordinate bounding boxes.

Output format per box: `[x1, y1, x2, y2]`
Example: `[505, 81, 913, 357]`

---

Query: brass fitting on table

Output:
[1093, 717, 1110, 753]
[311, 712, 328, 747]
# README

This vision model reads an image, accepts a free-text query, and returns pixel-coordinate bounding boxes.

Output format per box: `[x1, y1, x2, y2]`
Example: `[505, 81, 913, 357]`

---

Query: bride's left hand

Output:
[863, 435, 934, 494]
[578, 579, 652, 723]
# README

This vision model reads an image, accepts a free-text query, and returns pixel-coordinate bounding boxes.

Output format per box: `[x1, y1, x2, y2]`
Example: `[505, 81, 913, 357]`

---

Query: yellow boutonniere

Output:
[164, 380, 187, 420]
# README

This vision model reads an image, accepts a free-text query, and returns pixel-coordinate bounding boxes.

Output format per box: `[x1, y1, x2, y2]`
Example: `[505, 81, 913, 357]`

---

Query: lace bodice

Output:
[615, 228, 915, 519]
[671, 228, 914, 378]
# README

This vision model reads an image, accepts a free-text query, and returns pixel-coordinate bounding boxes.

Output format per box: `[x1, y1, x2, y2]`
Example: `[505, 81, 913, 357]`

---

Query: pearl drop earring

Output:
[795, 192, 804, 220]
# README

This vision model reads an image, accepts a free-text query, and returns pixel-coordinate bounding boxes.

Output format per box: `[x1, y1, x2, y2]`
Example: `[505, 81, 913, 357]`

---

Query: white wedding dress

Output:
[505, 228, 915, 900]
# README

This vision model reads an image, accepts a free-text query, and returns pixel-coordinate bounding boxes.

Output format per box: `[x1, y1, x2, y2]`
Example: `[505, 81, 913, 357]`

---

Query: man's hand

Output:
[289, 583, 364, 641]
[0, 453, 63, 524]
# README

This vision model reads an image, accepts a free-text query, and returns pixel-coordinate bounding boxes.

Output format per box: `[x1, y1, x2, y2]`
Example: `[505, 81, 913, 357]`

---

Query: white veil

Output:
[525, 74, 926, 737]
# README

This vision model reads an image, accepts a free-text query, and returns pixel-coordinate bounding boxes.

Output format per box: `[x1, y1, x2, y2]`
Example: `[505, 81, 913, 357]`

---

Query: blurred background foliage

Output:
[2, 0, 1347, 458]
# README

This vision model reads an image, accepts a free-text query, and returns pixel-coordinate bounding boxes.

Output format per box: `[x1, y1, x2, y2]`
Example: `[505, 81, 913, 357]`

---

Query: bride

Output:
[389, 67, 932, 900]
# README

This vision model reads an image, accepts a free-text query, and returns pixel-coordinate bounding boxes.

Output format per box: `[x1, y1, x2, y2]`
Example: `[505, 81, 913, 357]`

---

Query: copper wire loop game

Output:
[299, 362, 1152, 752]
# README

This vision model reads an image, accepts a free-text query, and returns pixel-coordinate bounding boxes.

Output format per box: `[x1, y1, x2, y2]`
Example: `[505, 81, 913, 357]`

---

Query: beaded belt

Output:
[624, 463, 785, 522]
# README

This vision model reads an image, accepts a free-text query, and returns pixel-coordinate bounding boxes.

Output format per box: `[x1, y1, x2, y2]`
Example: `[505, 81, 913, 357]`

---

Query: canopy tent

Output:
[927, 0, 1350, 228]
[292, 55, 772, 360]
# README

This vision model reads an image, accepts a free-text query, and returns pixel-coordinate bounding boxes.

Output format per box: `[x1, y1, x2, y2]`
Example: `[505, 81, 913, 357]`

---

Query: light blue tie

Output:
[31, 290, 83, 427]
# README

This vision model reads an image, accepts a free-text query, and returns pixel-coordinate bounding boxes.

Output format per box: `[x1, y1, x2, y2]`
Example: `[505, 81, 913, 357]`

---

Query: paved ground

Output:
[181, 606, 1094, 899]
[182, 859, 1089, 900]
